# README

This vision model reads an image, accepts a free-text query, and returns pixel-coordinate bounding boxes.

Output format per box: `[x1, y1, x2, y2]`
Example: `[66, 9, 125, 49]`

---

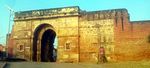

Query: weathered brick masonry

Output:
[7, 6, 150, 63]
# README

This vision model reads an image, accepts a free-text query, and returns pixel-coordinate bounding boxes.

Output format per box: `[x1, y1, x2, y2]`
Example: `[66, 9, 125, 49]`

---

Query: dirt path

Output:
[1, 61, 150, 68]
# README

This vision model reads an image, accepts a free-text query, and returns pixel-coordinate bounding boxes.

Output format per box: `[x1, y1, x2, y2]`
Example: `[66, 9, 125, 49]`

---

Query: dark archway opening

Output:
[32, 24, 57, 62]
[41, 29, 56, 62]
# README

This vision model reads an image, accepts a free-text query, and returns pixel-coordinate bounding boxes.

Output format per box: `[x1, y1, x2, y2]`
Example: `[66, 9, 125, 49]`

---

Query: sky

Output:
[0, 0, 150, 45]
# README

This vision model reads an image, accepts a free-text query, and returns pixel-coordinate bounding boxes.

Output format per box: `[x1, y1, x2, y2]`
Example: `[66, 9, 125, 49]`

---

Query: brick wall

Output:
[114, 12, 150, 61]
[8, 6, 150, 62]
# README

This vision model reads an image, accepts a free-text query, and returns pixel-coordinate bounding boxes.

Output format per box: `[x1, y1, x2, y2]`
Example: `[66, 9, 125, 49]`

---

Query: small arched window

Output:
[18, 45, 24, 52]
[20, 45, 23, 51]
[65, 41, 71, 50]
[66, 43, 70, 49]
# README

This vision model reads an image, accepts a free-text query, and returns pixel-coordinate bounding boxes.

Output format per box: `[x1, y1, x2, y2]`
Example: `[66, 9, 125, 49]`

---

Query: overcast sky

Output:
[0, 0, 150, 45]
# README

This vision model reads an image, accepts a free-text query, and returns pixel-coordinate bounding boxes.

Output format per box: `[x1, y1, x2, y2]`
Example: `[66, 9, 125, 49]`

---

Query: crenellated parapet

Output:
[80, 8, 129, 21]
[14, 6, 80, 21]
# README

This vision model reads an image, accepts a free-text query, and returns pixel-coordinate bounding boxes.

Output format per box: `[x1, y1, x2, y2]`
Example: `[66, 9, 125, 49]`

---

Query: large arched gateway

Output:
[33, 24, 57, 62]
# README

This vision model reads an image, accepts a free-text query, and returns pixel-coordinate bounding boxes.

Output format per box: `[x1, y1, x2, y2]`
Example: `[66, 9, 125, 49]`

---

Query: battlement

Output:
[80, 8, 129, 21]
[14, 6, 80, 20]
[83, 8, 128, 14]
[14, 6, 130, 21]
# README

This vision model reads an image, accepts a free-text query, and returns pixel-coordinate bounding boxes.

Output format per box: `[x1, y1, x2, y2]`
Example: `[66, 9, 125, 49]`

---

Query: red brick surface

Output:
[114, 16, 150, 61]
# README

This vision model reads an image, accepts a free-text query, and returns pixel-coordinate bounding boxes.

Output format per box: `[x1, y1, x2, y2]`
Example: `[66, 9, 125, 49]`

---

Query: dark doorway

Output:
[41, 29, 56, 62]
[32, 24, 57, 62]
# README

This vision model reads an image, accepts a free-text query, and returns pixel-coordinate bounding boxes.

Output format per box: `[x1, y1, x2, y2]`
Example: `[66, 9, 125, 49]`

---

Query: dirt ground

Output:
[1, 61, 150, 68]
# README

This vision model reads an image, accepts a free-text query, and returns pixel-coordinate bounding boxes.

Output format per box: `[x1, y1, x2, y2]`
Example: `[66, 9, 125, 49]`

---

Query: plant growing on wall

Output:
[148, 35, 150, 43]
